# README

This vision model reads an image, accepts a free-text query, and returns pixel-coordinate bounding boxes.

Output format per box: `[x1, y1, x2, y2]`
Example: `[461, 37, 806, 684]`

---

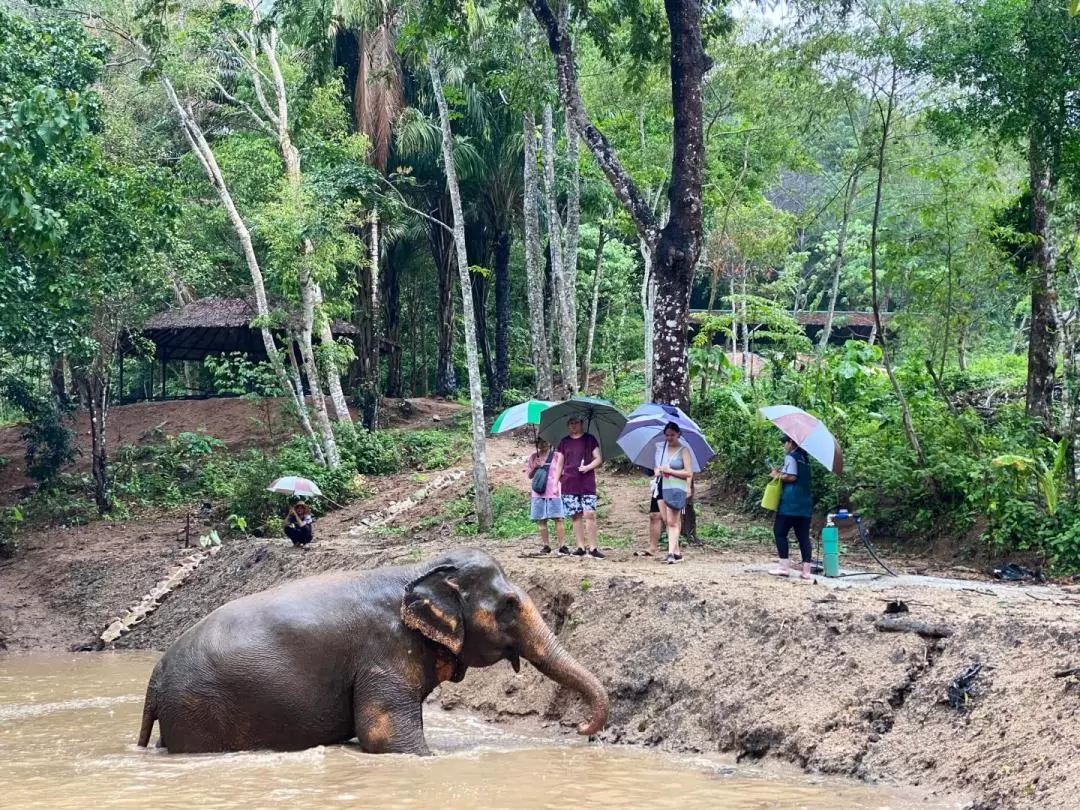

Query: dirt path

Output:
[2, 431, 1079, 808]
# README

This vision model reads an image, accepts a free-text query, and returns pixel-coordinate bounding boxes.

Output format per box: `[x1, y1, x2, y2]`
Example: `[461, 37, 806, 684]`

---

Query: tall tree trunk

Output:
[528, 0, 706, 408]
[870, 69, 924, 465]
[818, 171, 859, 353]
[80, 369, 110, 514]
[408, 274, 419, 397]
[1026, 135, 1060, 428]
[159, 77, 323, 462]
[740, 270, 750, 376]
[300, 273, 341, 467]
[493, 230, 511, 408]
[262, 28, 351, 429]
[384, 245, 403, 399]
[641, 237, 655, 398]
[472, 270, 496, 397]
[729, 273, 737, 355]
[564, 115, 581, 370]
[427, 51, 492, 531]
[544, 245, 557, 375]
[523, 110, 554, 399]
[430, 200, 457, 397]
[49, 355, 67, 410]
[541, 104, 579, 395]
[581, 220, 606, 392]
[360, 207, 382, 429]
[314, 283, 352, 423]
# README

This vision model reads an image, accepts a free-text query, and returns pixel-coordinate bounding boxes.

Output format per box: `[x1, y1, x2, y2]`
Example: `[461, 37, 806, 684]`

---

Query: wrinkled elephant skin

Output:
[137, 549, 607, 755]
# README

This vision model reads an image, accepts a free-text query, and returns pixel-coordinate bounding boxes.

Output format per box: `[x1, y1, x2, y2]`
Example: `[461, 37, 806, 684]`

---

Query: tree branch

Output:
[208, 78, 276, 136]
[526, 0, 658, 247]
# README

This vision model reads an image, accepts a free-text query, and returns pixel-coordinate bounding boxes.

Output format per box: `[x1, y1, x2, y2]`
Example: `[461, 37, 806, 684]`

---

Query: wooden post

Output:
[160, 357, 167, 399]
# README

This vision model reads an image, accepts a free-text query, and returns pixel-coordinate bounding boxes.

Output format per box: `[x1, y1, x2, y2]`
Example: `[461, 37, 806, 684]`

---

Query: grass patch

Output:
[698, 522, 774, 549]
[448, 486, 543, 541]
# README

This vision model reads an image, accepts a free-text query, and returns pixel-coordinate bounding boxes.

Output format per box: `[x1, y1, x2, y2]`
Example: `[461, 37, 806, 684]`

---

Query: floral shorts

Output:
[561, 494, 597, 516]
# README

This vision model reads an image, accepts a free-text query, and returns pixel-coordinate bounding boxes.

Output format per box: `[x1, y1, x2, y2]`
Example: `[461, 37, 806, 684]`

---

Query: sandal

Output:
[633, 550, 655, 557]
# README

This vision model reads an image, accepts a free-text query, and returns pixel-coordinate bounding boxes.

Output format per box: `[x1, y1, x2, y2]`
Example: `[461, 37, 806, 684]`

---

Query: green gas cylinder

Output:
[822, 522, 840, 578]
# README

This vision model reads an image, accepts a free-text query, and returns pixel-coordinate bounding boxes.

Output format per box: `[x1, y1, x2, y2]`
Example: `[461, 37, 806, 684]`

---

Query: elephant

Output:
[136, 549, 607, 755]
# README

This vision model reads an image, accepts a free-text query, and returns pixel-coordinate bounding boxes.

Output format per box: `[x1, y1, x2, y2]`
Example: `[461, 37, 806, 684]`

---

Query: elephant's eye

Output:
[497, 593, 519, 617]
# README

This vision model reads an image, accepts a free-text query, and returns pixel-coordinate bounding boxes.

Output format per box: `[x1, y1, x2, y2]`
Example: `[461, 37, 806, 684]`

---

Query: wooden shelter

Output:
[126, 297, 375, 400]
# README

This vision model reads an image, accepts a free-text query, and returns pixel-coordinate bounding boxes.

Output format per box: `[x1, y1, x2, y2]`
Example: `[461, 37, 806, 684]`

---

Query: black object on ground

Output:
[992, 563, 1045, 583]
[947, 663, 983, 710]
[875, 616, 953, 638]
[884, 599, 909, 614]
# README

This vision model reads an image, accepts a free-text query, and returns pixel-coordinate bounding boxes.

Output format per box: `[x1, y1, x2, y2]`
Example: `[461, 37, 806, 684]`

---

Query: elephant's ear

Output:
[401, 564, 464, 655]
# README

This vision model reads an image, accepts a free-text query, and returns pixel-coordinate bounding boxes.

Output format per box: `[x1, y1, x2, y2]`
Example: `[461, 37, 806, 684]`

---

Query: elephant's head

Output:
[400, 550, 608, 736]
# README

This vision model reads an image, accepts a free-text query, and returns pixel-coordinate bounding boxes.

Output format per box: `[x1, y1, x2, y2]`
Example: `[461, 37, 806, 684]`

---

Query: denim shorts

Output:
[561, 494, 597, 516]
[530, 497, 565, 521]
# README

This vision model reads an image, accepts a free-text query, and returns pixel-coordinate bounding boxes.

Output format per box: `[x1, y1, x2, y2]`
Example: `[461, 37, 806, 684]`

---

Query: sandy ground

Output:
[1, 402, 1079, 809]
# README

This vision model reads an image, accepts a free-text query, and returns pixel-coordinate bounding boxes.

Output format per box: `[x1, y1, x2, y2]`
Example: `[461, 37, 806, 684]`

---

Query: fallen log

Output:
[874, 616, 954, 639]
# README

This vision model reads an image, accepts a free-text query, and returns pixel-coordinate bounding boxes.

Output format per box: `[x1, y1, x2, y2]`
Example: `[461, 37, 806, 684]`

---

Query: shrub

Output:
[395, 429, 467, 471]
[335, 425, 402, 475]
[0, 375, 75, 485]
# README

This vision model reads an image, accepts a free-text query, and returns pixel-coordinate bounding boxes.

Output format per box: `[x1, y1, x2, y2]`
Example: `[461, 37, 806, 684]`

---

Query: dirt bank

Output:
[0, 396, 463, 503]
[2, 431, 1077, 809]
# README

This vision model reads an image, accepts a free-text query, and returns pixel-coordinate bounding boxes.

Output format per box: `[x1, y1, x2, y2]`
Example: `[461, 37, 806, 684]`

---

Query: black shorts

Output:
[650, 478, 662, 513]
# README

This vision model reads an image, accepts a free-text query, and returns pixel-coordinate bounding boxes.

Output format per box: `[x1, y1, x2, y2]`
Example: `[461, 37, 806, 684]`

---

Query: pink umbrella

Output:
[266, 476, 323, 497]
[758, 405, 843, 475]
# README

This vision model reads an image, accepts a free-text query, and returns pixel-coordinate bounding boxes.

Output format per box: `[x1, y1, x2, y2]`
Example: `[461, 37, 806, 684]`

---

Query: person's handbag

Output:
[760, 478, 782, 511]
[662, 485, 687, 511]
[531, 449, 555, 495]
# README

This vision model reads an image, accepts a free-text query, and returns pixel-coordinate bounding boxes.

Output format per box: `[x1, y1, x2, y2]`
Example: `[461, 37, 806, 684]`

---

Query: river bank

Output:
[2, 430, 1078, 809]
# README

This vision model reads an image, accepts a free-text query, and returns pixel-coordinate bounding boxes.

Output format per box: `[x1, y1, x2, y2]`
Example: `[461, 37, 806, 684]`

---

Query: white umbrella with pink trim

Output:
[758, 405, 843, 475]
[266, 476, 323, 497]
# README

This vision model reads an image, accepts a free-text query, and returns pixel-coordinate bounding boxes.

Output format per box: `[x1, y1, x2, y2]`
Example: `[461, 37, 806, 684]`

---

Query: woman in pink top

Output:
[525, 437, 567, 554]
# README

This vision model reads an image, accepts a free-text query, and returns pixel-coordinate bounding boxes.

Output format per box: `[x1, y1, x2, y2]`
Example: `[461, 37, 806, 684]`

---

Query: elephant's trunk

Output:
[517, 598, 608, 736]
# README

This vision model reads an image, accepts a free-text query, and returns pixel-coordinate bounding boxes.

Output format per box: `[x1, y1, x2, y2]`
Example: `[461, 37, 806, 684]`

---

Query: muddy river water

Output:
[0, 652, 958, 809]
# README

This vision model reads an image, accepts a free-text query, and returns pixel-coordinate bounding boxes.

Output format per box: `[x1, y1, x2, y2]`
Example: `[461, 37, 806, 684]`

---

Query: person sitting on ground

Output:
[284, 502, 314, 548]
[557, 416, 604, 558]
[769, 435, 813, 581]
[653, 422, 693, 564]
[526, 437, 566, 554]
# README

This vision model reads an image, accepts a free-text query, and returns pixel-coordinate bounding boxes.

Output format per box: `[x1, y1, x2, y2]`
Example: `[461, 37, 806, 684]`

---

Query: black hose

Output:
[854, 515, 898, 577]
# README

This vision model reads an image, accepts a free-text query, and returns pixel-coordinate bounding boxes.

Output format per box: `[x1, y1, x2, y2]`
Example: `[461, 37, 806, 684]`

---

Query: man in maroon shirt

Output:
[557, 416, 604, 558]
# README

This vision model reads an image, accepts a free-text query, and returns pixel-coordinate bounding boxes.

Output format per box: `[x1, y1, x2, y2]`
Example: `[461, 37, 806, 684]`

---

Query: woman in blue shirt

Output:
[769, 435, 813, 580]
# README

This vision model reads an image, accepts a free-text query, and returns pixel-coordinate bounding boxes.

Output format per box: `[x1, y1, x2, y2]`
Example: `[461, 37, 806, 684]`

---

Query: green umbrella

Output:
[538, 396, 628, 459]
[490, 400, 555, 434]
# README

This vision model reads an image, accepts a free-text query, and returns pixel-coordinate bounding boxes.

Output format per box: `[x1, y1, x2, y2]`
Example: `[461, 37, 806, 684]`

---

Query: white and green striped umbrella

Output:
[490, 400, 555, 434]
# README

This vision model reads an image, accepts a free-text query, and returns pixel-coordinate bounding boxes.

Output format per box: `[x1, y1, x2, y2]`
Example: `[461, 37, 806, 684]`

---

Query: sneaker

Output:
[588, 548, 605, 559]
[664, 553, 683, 564]
[573, 547, 587, 557]
[557, 546, 572, 556]
[540, 545, 552, 555]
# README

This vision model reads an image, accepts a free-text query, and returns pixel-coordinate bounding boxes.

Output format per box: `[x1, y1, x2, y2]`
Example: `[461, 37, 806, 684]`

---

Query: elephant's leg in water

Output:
[353, 684, 429, 755]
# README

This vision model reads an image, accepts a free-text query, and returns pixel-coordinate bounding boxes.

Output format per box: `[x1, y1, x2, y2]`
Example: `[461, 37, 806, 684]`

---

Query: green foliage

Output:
[0, 505, 24, 558]
[396, 429, 468, 471]
[0, 374, 74, 485]
[203, 353, 279, 397]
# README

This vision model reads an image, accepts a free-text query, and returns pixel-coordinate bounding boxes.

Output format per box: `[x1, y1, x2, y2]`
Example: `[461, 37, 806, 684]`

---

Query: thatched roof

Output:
[139, 297, 364, 362]
[143, 298, 258, 331]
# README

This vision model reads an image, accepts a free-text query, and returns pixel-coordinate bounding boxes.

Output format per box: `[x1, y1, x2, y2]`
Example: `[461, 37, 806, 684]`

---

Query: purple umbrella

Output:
[616, 413, 715, 473]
